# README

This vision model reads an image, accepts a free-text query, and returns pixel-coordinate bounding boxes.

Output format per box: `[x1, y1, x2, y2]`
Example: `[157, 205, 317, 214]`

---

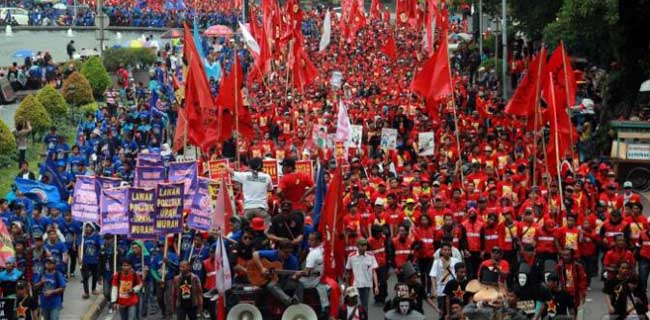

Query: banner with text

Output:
[169, 161, 198, 210]
[100, 188, 129, 235]
[71, 176, 100, 223]
[134, 166, 165, 188]
[188, 177, 214, 231]
[127, 187, 156, 239]
[154, 182, 184, 234]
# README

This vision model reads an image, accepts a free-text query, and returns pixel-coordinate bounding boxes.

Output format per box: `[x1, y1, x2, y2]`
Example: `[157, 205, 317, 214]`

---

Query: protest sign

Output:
[127, 187, 156, 239]
[208, 159, 231, 183]
[136, 153, 163, 167]
[380, 128, 398, 150]
[312, 124, 328, 149]
[188, 177, 215, 231]
[71, 176, 100, 223]
[154, 182, 184, 234]
[262, 159, 279, 185]
[97, 176, 122, 189]
[295, 160, 314, 178]
[168, 161, 198, 210]
[0, 298, 14, 320]
[100, 188, 129, 235]
[134, 166, 165, 188]
[418, 131, 435, 156]
[348, 125, 363, 148]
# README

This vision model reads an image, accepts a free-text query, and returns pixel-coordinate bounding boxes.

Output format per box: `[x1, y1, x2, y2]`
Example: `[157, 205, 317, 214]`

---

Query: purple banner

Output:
[127, 187, 156, 239]
[188, 177, 213, 231]
[168, 161, 198, 210]
[71, 176, 101, 223]
[97, 176, 122, 189]
[134, 166, 165, 188]
[100, 188, 130, 235]
[154, 182, 184, 234]
[136, 153, 163, 167]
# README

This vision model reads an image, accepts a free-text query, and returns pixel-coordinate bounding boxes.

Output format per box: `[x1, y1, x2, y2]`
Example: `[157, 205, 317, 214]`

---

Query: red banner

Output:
[295, 160, 313, 178]
[208, 159, 231, 184]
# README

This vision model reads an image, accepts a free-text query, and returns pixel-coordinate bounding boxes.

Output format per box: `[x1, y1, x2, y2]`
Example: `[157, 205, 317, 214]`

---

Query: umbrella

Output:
[79, 48, 99, 57]
[129, 40, 144, 48]
[53, 3, 66, 9]
[10, 49, 35, 59]
[203, 25, 233, 38]
[640, 79, 650, 92]
[161, 28, 183, 39]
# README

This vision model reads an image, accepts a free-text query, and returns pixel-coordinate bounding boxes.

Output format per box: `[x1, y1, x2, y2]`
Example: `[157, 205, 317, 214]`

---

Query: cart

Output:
[610, 120, 650, 192]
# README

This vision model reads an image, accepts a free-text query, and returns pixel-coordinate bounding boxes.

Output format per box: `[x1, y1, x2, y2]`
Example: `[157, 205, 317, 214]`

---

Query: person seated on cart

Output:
[251, 240, 304, 307]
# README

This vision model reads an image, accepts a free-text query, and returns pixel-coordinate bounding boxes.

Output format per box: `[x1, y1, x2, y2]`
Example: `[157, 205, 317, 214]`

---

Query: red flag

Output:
[348, 0, 366, 38]
[424, 0, 438, 54]
[381, 32, 398, 59]
[173, 107, 187, 152]
[319, 166, 344, 280]
[285, 0, 303, 35]
[395, 0, 417, 25]
[369, 0, 382, 19]
[409, 21, 451, 101]
[504, 47, 547, 117]
[212, 54, 255, 145]
[0, 220, 15, 267]
[546, 72, 573, 173]
[290, 41, 319, 93]
[248, 22, 272, 85]
[545, 41, 577, 107]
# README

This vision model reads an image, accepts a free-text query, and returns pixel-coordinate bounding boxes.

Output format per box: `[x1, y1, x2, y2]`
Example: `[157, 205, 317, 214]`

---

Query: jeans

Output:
[81, 263, 99, 295]
[639, 258, 650, 292]
[42, 307, 61, 320]
[156, 279, 174, 317]
[119, 305, 137, 320]
[139, 278, 153, 318]
[177, 306, 198, 320]
[418, 258, 434, 294]
[357, 287, 370, 313]
[266, 277, 304, 307]
[582, 254, 598, 287]
[18, 149, 25, 168]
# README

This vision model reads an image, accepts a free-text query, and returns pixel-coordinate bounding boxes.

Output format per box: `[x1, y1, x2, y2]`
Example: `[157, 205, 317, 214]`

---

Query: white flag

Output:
[239, 21, 260, 56]
[215, 236, 232, 293]
[335, 100, 352, 142]
[319, 11, 331, 52]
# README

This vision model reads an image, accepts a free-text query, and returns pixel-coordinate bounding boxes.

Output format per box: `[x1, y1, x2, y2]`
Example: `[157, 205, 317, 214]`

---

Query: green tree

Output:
[14, 95, 52, 137]
[509, 0, 563, 41]
[36, 85, 68, 120]
[0, 119, 16, 156]
[62, 71, 94, 106]
[81, 56, 112, 100]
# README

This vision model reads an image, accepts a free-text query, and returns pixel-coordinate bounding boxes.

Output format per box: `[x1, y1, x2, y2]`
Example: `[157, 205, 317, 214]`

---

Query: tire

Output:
[625, 166, 650, 192]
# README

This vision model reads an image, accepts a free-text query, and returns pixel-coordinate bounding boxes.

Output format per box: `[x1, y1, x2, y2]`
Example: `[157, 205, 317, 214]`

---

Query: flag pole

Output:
[549, 73, 565, 211]
[443, 21, 464, 183]
[531, 47, 545, 187]
[234, 43, 241, 170]
[162, 234, 168, 280]
[113, 234, 118, 274]
[560, 41, 576, 161]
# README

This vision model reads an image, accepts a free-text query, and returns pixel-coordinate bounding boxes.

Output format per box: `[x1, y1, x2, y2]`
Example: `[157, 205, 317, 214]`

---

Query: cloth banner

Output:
[154, 182, 184, 234]
[97, 176, 122, 189]
[136, 153, 163, 167]
[127, 187, 156, 239]
[100, 188, 130, 235]
[134, 166, 165, 188]
[71, 176, 100, 223]
[188, 177, 214, 231]
[168, 161, 198, 210]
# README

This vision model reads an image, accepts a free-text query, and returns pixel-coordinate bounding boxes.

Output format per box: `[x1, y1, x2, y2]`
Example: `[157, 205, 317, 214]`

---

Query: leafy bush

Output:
[81, 56, 112, 100]
[62, 71, 94, 106]
[14, 95, 52, 137]
[58, 59, 84, 76]
[37, 85, 68, 120]
[102, 47, 157, 72]
[0, 119, 16, 157]
[80, 102, 99, 116]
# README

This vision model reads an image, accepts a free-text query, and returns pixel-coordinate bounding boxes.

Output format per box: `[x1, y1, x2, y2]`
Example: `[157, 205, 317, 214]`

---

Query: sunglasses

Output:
[243, 236, 252, 240]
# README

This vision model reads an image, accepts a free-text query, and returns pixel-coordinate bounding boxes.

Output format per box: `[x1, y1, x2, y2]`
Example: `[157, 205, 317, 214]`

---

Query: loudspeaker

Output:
[226, 303, 262, 320]
[281, 303, 318, 320]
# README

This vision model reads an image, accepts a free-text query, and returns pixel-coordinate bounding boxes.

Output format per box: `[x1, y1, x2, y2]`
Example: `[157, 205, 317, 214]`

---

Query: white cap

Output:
[374, 198, 384, 206]
[345, 286, 359, 297]
[623, 181, 633, 188]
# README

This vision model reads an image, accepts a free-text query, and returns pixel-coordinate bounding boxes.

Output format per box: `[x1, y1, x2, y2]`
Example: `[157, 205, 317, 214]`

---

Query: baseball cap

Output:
[623, 181, 633, 189]
[345, 286, 359, 297]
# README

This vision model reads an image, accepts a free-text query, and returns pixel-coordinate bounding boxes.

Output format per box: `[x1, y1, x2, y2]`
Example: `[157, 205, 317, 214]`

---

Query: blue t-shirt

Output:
[257, 250, 299, 271]
[34, 270, 66, 309]
[187, 245, 209, 278]
[179, 230, 194, 258]
[82, 233, 102, 265]
[152, 251, 178, 281]
[30, 215, 52, 236]
[126, 252, 151, 278]
[43, 133, 58, 152]
[44, 241, 68, 267]
[62, 220, 82, 248]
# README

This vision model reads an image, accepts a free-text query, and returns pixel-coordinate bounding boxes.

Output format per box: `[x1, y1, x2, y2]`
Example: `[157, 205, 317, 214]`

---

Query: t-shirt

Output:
[179, 275, 193, 308]
[443, 278, 472, 305]
[301, 245, 323, 287]
[34, 271, 66, 310]
[545, 288, 574, 318]
[345, 253, 378, 288]
[429, 257, 460, 297]
[278, 172, 314, 211]
[269, 213, 304, 241]
[257, 250, 300, 271]
[233, 171, 273, 210]
[15, 295, 38, 320]
[82, 234, 102, 265]
[43, 241, 68, 267]
[112, 272, 140, 307]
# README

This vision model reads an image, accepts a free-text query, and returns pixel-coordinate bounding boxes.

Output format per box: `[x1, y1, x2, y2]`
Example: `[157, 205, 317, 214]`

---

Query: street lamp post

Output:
[501, 0, 507, 99]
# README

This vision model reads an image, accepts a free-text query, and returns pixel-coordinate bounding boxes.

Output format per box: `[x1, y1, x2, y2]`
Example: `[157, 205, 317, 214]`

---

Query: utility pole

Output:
[96, 0, 106, 56]
[501, 0, 507, 99]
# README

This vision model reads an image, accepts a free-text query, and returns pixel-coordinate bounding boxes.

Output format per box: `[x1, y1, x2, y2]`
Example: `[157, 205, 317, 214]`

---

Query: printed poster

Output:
[418, 131, 435, 156]
[168, 161, 198, 210]
[348, 125, 363, 148]
[100, 188, 129, 235]
[154, 182, 184, 234]
[71, 176, 100, 223]
[262, 159, 279, 185]
[380, 128, 398, 150]
[127, 187, 156, 239]
[295, 160, 313, 178]
[188, 177, 215, 231]
[134, 166, 165, 188]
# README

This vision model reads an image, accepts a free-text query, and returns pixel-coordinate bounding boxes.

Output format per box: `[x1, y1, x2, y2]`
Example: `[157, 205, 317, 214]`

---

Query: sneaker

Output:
[92, 290, 101, 295]
[586, 298, 592, 303]
[587, 286, 592, 291]
[82, 293, 90, 299]
[202, 311, 210, 318]
[108, 308, 114, 314]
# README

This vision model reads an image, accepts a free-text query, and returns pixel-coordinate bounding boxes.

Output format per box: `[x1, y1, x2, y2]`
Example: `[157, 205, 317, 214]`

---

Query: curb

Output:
[81, 295, 107, 320]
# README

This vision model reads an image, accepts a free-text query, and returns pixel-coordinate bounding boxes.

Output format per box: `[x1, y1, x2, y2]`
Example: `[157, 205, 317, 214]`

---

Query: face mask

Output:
[518, 273, 527, 287]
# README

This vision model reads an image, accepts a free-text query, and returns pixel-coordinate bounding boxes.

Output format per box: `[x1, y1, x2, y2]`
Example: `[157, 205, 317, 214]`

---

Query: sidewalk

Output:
[60, 275, 104, 320]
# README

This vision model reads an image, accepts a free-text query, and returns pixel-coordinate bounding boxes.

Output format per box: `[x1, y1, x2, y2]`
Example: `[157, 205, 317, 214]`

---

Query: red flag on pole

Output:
[290, 41, 319, 93]
[505, 47, 547, 117]
[319, 166, 345, 280]
[545, 41, 577, 107]
[381, 32, 398, 59]
[409, 30, 451, 101]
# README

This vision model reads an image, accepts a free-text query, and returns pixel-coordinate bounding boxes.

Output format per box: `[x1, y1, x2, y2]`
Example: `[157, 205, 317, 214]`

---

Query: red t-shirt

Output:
[279, 171, 314, 211]
[112, 272, 141, 307]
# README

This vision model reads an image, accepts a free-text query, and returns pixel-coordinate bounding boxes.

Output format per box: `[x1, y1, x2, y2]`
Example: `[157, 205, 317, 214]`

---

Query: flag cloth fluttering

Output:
[505, 47, 547, 117]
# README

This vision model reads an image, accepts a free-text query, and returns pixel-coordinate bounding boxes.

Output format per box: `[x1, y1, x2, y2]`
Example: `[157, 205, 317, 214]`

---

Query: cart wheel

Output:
[626, 167, 650, 192]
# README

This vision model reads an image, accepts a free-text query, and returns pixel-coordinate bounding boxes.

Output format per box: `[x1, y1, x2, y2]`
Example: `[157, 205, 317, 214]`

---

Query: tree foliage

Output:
[81, 56, 112, 100]
[0, 119, 16, 157]
[36, 85, 68, 120]
[15, 95, 52, 137]
[80, 102, 99, 116]
[509, 0, 563, 41]
[62, 71, 94, 106]
[102, 47, 157, 72]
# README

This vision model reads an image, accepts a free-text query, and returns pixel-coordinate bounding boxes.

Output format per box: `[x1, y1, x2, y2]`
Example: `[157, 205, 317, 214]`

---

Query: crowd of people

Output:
[0, 1, 647, 320]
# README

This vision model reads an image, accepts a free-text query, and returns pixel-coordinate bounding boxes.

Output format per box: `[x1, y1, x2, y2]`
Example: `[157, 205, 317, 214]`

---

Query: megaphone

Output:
[226, 303, 262, 320]
[281, 303, 318, 320]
